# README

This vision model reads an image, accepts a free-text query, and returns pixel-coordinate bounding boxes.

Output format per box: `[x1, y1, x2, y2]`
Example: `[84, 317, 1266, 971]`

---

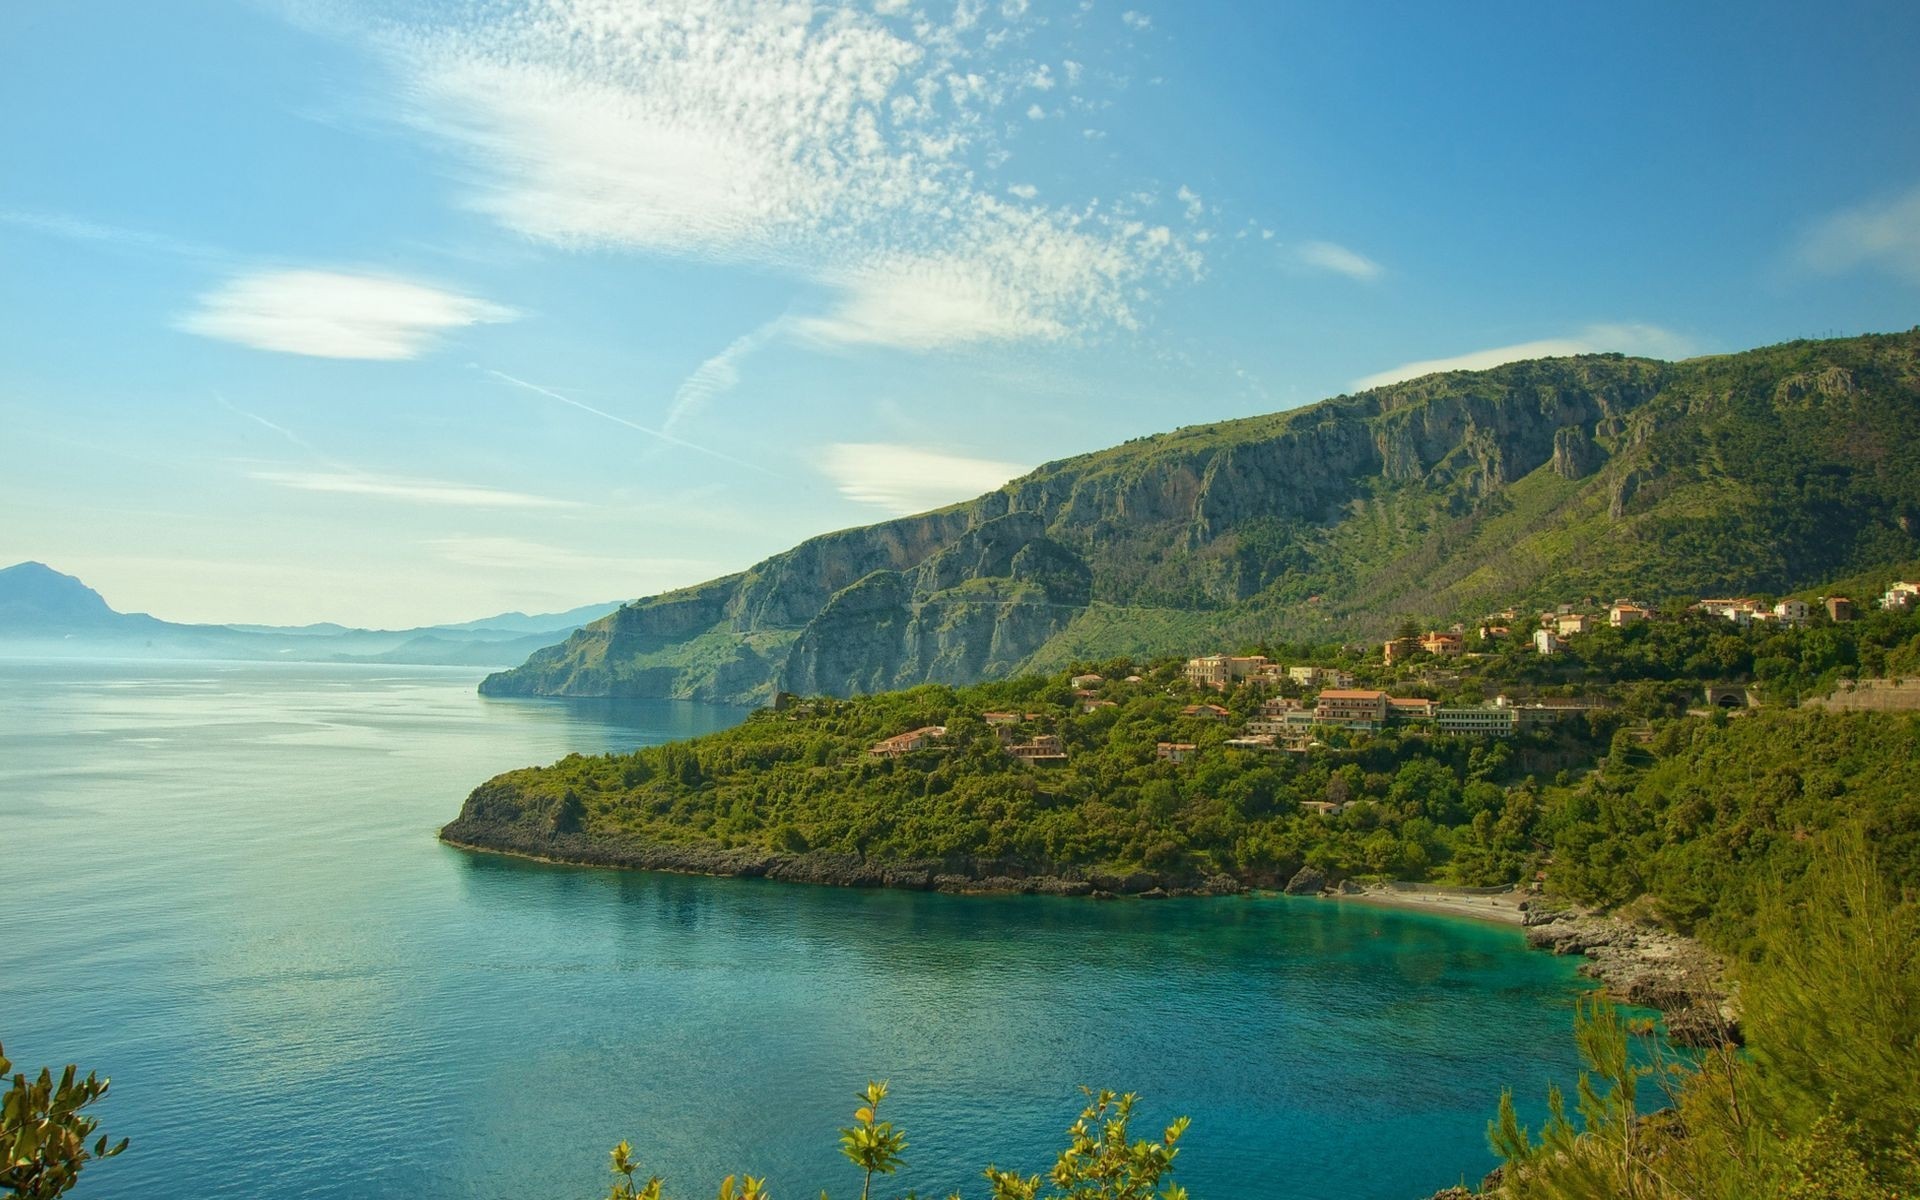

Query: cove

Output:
[0, 661, 1592, 1200]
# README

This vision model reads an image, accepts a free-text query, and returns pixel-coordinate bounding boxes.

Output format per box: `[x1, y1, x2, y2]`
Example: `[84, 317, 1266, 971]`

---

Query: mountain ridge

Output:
[0, 561, 623, 667]
[483, 329, 1920, 705]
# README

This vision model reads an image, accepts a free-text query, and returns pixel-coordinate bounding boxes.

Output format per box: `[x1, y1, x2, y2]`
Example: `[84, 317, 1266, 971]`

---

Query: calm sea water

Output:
[0, 660, 1594, 1200]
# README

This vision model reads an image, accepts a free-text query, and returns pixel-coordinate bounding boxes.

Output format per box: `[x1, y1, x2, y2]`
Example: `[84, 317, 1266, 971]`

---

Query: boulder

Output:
[1283, 866, 1328, 895]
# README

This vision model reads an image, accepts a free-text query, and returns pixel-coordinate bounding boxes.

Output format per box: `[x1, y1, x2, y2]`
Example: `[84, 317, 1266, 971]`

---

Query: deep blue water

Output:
[0, 660, 1594, 1199]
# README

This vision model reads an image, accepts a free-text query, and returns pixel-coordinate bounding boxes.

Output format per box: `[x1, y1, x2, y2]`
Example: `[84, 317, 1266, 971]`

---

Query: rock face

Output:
[1283, 866, 1329, 895]
[484, 331, 1920, 704]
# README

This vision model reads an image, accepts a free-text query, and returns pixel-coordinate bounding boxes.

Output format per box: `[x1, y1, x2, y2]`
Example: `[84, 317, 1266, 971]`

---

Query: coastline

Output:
[1330, 885, 1527, 926]
[443, 826, 1731, 1041]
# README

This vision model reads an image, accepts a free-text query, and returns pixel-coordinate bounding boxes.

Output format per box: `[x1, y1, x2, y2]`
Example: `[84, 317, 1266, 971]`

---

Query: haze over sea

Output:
[1, 660, 1594, 1199]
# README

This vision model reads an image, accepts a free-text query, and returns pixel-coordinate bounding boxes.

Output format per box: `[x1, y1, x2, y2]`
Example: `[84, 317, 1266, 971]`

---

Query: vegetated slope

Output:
[484, 330, 1920, 705]
[445, 629, 1920, 943]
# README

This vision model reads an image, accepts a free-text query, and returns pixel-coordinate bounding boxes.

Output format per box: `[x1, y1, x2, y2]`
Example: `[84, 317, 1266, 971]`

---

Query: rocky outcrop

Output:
[1283, 866, 1328, 895]
[1523, 907, 1736, 1045]
[1551, 425, 1603, 479]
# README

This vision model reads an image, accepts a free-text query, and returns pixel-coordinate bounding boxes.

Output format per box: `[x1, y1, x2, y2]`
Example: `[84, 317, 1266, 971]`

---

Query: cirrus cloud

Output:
[1797, 182, 1920, 285]
[1295, 239, 1383, 282]
[180, 270, 514, 360]
[249, 469, 576, 508]
[819, 442, 1029, 513]
[1352, 323, 1698, 390]
[361, 0, 1197, 352]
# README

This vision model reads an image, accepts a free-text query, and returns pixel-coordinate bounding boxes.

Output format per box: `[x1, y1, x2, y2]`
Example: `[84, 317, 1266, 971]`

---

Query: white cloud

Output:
[180, 270, 514, 359]
[1121, 10, 1151, 30]
[1006, 183, 1038, 199]
[819, 442, 1029, 513]
[664, 319, 787, 432]
[1176, 185, 1204, 221]
[363, 0, 1195, 352]
[1295, 239, 1382, 282]
[1026, 63, 1054, 90]
[1026, 102, 1047, 119]
[1797, 182, 1920, 284]
[250, 469, 578, 508]
[1062, 59, 1083, 86]
[792, 202, 1189, 350]
[1352, 324, 1697, 390]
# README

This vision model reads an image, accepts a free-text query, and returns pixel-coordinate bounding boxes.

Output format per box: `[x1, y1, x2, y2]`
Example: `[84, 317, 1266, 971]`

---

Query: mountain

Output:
[484, 330, 1920, 706]
[429, 602, 627, 634]
[0, 564, 622, 667]
[0, 562, 148, 632]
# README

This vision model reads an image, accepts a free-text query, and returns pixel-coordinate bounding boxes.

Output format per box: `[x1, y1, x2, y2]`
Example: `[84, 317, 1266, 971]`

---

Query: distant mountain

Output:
[484, 329, 1920, 706]
[430, 602, 626, 635]
[0, 564, 622, 668]
[0, 562, 136, 631]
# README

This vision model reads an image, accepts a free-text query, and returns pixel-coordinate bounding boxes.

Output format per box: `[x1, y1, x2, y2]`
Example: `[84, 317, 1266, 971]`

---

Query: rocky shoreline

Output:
[1520, 903, 1736, 1046]
[439, 819, 1249, 899]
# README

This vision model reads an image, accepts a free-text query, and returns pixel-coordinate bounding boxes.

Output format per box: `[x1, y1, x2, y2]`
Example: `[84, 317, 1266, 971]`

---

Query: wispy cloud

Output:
[1352, 323, 1697, 390]
[180, 270, 515, 359]
[359, 0, 1197, 351]
[250, 469, 578, 508]
[664, 318, 788, 433]
[819, 442, 1029, 513]
[484, 367, 775, 473]
[1797, 182, 1920, 284]
[0, 208, 226, 264]
[1295, 239, 1383, 282]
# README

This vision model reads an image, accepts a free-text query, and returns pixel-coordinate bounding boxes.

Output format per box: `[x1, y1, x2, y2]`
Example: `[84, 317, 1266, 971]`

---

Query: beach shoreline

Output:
[1328, 885, 1528, 926]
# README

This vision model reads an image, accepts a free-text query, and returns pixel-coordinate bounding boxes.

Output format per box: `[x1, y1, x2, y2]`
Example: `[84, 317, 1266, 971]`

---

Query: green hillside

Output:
[485, 330, 1920, 704]
[448, 602, 1920, 944]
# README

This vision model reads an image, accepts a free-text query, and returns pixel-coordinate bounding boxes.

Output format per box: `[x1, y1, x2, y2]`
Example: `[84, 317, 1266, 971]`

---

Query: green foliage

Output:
[602, 1085, 1190, 1200]
[983, 1090, 1189, 1200]
[1488, 837, 1920, 1200]
[840, 1082, 907, 1200]
[1538, 710, 1920, 952]
[0, 1042, 127, 1200]
[461, 663, 1625, 890]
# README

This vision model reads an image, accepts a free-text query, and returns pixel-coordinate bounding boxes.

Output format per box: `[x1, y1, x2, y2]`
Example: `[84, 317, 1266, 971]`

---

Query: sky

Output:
[3, 0, 1918, 628]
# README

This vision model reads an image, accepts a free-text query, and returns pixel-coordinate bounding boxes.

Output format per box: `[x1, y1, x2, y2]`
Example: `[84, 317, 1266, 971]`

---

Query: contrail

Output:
[484, 369, 780, 477]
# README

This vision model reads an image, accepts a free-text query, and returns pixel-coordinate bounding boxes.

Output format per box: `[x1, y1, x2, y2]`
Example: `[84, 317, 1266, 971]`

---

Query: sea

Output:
[0, 660, 1596, 1200]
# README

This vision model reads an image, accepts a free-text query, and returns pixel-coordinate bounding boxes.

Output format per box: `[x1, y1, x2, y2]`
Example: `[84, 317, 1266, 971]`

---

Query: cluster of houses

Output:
[863, 579, 1920, 766]
[1388, 581, 1920, 661]
[1162, 688, 1601, 756]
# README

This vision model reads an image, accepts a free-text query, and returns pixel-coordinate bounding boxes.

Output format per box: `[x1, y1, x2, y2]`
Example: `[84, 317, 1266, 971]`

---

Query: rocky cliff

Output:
[483, 330, 1920, 704]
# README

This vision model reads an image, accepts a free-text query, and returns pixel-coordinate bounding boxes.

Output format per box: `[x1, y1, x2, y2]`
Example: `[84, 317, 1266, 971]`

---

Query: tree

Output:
[600, 1085, 1190, 1200]
[0, 1042, 127, 1200]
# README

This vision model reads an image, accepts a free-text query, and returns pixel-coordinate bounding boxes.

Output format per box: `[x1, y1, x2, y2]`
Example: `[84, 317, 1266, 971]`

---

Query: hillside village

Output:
[859, 579, 1920, 781]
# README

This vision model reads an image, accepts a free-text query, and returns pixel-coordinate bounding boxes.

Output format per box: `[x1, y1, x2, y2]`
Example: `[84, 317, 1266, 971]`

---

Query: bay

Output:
[0, 660, 1593, 1199]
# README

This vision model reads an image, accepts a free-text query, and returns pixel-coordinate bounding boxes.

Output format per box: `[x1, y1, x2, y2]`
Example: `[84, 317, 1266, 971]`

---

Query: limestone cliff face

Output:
[483, 332, 1920, 704]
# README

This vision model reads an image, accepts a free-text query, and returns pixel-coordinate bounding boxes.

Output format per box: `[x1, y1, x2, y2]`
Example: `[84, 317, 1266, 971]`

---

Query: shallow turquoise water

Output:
[0, 660, 1593, 1199]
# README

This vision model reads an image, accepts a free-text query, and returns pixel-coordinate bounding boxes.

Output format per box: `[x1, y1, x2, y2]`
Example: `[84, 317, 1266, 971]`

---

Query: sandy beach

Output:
[1332, 885, 1527, 925]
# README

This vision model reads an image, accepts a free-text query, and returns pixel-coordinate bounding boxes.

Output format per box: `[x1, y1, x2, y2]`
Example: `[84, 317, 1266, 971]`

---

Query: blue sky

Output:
[4, 0, 1918, 627]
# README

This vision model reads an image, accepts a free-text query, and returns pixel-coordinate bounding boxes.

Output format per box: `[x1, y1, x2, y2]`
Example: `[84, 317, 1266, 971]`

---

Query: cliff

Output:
[483, 330, 1920, 704]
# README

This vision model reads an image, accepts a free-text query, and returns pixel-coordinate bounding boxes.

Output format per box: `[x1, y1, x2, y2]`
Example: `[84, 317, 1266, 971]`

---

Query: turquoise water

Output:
[0, 660, 1594, 1199]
